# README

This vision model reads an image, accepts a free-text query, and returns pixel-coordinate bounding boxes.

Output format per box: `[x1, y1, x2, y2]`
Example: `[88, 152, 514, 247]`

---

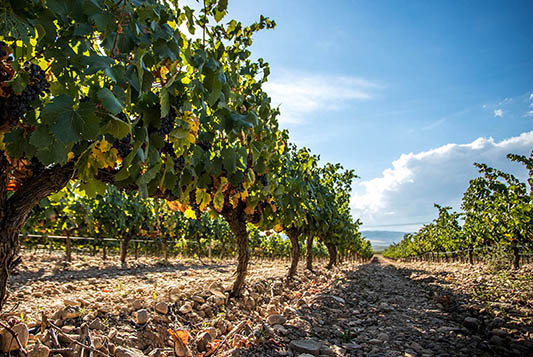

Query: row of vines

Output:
[383, 152, 533, 268]
[0, 0, 372, 311]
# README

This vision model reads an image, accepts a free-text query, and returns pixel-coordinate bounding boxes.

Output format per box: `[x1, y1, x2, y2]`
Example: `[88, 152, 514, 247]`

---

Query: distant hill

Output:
[361, 230, 409, 251]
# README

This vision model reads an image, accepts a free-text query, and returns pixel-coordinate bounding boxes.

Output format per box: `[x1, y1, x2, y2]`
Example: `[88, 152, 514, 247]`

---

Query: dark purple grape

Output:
[116, 135, 133, 158]
[0, 64, 50, 126]
[158, 107, 176, 136]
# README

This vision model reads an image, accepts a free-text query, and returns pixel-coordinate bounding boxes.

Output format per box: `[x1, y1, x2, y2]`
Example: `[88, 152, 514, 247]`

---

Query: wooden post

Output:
[65, 236, 72, 262]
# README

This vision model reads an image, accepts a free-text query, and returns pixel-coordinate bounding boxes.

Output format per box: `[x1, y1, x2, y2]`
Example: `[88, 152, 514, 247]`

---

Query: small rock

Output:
[179, 302, 193, 314]
[115, 346, 145, 357]
[330, 295, 345, 304]
[196, 331, 212, 352]
[267, 314, 287, 325]
[28, 340, 50, 357]
[298, 354, 315, 357]
[377, 332, 389, 341]
[205, 327, 217, 339]
[89, 318, 106, 330]
[108, 328, 118, 340]
[342, 343, 362, 350]
[490, 328, 508, 337]
[437, 326, 457, 333]
[135, 309, 150, 324]
[410, 341, 423, 352]
[289, 340, 322, 356]
[93, 336, 105, 349]
[463, 317, 479, 329]
[0, 323, 29, 352]
[192, 296, 205, 303]
[490, 335, 503, 345]
[63, 299, 78, 307]
[155, 302, 169, 315]
[368, 339, 381, 345]
[319, 345, 336, 355]
[273, 324, 288, 335]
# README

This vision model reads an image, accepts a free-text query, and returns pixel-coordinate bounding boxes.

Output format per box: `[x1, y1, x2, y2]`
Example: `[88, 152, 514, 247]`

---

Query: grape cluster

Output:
[116, 135, 133, 159]
[0, 64, 50, 126]
[159, 108, 176, 137]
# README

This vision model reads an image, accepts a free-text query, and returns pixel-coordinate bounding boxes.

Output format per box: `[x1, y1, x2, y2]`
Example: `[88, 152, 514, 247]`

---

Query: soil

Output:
[1, 252, 532, 356]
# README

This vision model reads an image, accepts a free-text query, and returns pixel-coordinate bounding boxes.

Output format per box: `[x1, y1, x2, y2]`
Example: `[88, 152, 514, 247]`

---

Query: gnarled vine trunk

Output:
[65, 236, 72, 262]
[511, 240, 520, 269]
[306, 236, 313, 271]
[286, 228, 300, 278]
[221, 202, 249, 298]
[120, 236, 131, 266]
[326, 242, 337, 269]
[0, 157, 73, 311]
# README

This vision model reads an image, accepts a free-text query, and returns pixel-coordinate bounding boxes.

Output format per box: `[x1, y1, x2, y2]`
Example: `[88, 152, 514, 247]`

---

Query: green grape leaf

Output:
[98, 88, 123, 115]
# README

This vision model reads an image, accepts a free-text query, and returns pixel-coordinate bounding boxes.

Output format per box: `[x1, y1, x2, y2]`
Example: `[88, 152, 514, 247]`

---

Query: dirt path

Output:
[2, 253, 531, 356]
[237, 255, 531, 356]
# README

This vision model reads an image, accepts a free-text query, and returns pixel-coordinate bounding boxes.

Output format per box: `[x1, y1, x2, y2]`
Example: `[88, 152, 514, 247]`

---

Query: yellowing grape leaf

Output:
[213, 190, 224, 212]
[273, 224, 283, 233]
[184, 207, 196, 219]
[196, 187, 211, 211]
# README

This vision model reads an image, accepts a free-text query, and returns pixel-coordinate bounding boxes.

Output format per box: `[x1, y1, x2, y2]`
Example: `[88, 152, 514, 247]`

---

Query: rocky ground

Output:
[0, 252, 531, 356]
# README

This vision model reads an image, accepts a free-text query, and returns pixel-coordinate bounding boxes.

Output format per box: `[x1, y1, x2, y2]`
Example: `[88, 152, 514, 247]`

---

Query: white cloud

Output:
[264, 71, 382, 125]
[494, 108, 503, 117]
[351, 132, 533, 232]
[529, 93, 533, 100]
[525, 110, 533, 117]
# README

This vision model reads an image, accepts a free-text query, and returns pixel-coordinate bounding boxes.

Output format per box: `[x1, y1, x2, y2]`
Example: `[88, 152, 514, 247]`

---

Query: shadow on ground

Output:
[233, 258, 531, 356]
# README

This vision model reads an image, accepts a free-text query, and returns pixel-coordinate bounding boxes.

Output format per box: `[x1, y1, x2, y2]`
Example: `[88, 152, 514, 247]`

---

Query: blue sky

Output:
[189, 1, 533, 232]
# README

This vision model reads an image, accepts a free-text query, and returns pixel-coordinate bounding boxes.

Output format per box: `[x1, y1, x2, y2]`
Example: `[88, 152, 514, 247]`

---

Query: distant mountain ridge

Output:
[361, 230, 409, 250]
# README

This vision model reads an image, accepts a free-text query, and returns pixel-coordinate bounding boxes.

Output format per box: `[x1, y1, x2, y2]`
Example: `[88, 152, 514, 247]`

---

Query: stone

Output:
[463, 317, 479, 329]
[196, 331, 212, 352]
[192, 295, 205, 303]
[368, 339, 381, 345]
[63, 307, 80, 320]
[267, 314, 287, 325]
[410, 341, 423, 352]
[89, 318, 106, 330]
[205, 327, 218, 339]
[273, 324, 288, 335]
[115, 346, 145, 357]
[0, 323, 29, 352]
[490, 328, 508, 337]
[377, 332, 389, 341]
[135, 309, 150, 324]
[179, 302, 193, 314]
[93, 336, 105, 349]
[342, 343, 362, 350]
[28, 340, 50, 357]
[289, 340, 322, 356]
[155, 302, 169, 315]
[319, 345, 336, 355]
[490, 335, 503, 345]
[63, 299, 78, 307]
[331, 295, 345, 304]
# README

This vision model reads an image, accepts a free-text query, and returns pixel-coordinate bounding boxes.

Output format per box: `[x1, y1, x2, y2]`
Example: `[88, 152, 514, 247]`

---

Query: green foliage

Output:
[383, 151, 533, 260]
